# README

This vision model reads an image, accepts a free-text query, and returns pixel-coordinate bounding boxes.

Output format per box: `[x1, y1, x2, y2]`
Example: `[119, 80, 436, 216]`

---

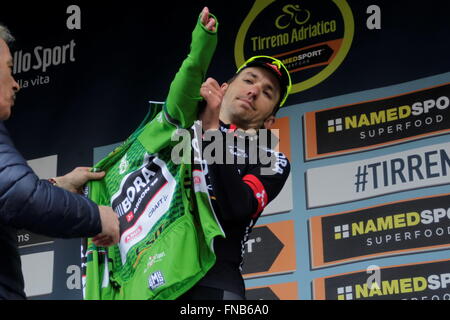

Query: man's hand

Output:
[200, 7, 216, 32]
[92, 206, 120, 247]
[199, 77, 225, 131]
[53, 167, 105, 194]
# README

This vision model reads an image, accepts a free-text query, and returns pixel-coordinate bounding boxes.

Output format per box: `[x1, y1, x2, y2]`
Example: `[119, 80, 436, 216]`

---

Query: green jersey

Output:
[82, 15, 224, 300]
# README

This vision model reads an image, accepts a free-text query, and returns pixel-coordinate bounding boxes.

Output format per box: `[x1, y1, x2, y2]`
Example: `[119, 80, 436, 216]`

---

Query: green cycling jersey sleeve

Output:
[164, 13, 218, 129]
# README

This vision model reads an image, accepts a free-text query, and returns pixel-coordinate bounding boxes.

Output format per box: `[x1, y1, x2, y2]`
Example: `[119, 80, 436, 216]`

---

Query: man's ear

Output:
[221, 82, 229, 92]
[263, 115, 276, 129]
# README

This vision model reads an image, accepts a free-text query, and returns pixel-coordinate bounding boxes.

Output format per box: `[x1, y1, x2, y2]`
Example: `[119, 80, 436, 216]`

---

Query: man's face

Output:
[220, 66, 281, 130]
[0, 39, 20, 121]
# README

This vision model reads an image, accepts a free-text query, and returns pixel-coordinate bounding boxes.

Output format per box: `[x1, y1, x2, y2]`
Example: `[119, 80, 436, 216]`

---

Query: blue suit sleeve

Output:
[0, 123, 101, 238]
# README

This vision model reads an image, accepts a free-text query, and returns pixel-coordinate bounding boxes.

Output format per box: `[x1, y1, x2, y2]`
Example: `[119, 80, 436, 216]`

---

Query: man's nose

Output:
[247, 85, 260, 98]
[12, 77, 20, 93]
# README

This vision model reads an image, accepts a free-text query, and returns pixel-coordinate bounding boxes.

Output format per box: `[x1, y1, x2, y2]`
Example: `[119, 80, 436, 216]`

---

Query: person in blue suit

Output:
[0, 24, 119, 300]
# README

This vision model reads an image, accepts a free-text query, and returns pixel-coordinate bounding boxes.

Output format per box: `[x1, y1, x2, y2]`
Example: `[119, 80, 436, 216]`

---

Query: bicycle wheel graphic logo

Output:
[275, 4, 311, 30]
[235, 0, 354, 98]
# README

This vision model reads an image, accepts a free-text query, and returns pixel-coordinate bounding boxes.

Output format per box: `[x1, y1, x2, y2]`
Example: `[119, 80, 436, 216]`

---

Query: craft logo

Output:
[314, 260, 450, 300]
[148, 271, 165, 291]
[304, 83, 450, 160]
[309, 194, 450, 268]
[235, 0, 354, 95]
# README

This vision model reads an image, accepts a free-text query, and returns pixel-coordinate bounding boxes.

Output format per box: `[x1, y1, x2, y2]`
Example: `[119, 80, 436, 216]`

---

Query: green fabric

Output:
[83, 16, 224, 300]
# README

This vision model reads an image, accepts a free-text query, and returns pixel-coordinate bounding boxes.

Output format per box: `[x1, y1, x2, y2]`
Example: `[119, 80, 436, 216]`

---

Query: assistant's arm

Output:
[0, 124, 101, 238]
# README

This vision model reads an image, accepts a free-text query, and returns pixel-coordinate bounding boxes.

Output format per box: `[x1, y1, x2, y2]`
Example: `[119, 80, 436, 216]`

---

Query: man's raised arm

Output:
[164, 7, 218, 129]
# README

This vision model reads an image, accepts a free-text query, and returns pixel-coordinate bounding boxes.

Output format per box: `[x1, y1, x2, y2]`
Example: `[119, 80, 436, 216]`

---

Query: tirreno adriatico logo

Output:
[235, 0, 354, 95]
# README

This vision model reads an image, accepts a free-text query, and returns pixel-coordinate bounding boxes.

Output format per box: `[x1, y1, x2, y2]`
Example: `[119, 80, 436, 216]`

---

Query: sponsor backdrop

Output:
[2, 1, 449, 299]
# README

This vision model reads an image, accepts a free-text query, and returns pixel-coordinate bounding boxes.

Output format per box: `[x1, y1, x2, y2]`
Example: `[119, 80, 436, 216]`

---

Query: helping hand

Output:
[52, 167, 105, 194]
[92, 206, 120, 247]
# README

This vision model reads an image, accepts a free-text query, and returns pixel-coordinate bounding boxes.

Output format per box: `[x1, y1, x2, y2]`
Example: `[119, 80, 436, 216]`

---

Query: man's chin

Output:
[229, 116, 251, 129]
[233, 105, 252, 117]
[0, 108, 12, 121]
